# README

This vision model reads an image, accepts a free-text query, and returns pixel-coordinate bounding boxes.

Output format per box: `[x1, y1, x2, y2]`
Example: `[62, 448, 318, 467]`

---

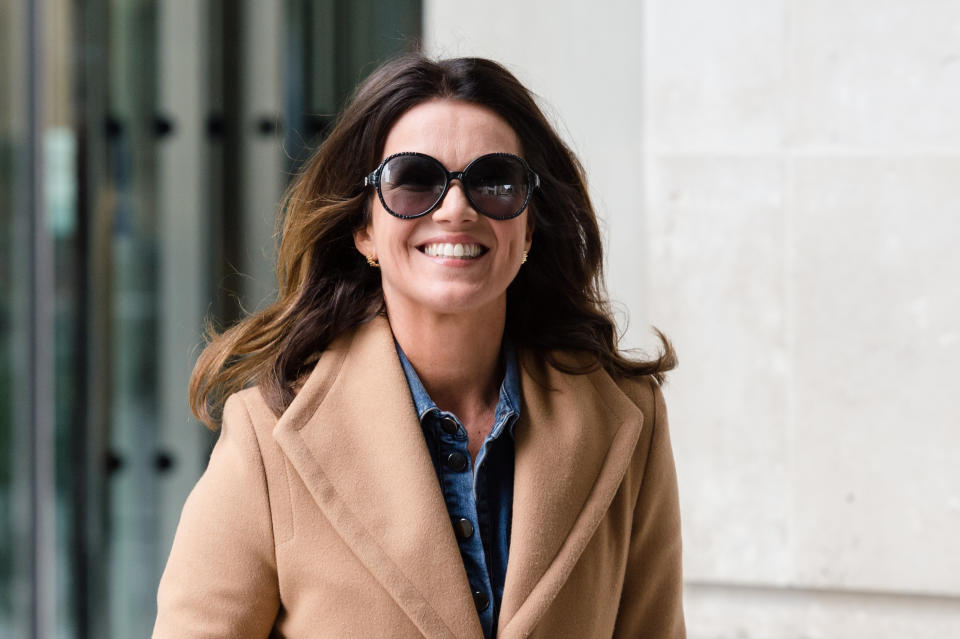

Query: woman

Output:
[154, 54, 684, 639]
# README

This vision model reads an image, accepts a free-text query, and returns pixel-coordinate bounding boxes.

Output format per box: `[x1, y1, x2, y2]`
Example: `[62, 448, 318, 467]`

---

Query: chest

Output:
[269, 460, 637, 638]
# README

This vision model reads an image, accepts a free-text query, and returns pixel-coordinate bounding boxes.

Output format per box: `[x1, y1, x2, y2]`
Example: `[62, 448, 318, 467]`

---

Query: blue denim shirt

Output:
[395, 342, 521, 639]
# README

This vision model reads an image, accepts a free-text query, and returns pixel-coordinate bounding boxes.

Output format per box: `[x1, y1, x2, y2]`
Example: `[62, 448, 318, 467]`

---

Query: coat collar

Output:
[272, 316, 644, 639]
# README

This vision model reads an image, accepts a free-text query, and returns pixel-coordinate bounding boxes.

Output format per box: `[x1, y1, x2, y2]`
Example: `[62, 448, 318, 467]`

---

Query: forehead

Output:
[381, 99, 521, 165]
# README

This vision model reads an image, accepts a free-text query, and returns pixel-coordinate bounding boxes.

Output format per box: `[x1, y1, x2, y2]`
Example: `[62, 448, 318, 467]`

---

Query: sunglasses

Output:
[364, 152, 541, 220]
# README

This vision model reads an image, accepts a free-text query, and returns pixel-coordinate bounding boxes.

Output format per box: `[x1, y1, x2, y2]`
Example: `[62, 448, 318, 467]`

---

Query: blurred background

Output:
[2, 1, 958, 637]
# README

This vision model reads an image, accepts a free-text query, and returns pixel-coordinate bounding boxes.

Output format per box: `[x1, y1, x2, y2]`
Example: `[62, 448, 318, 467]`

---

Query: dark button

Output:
[445, 451, 468, 472]
[453, 517, 474, 539]
[472, 590, 490, 611]
[439, 416, 459, 435]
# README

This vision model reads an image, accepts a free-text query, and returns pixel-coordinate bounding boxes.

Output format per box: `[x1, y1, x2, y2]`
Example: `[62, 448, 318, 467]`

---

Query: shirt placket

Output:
[473, 406, 517, 633]
[430, 410, 496, 638]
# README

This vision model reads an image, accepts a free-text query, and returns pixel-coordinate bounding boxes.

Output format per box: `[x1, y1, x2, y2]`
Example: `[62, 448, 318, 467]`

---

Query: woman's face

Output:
[354, 99, 534, 321]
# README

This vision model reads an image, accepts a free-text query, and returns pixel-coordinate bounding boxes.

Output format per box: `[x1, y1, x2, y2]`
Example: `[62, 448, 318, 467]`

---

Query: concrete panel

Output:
[792, 157, 960, 595]
[423, 1, 643, 165]
[791, 0, 960, 152]
[645, 0, 786, 153]
[647, 157, 792, 583]
[685, 582, 960, 639]
[423, 1, 648, 347]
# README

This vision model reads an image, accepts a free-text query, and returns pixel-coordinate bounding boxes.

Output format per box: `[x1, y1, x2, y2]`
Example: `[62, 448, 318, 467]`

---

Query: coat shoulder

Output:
[222, 386, 287, 477]
[222, 385, 295, 545]
[524, 348, 666, 431]
[597, 370, 672, 500]
[610, 373, 663, 425]
[226, 385, 281, 432]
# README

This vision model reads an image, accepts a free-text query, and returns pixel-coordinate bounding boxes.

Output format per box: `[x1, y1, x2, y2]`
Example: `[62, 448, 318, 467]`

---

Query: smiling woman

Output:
[154, 54, 683, 639]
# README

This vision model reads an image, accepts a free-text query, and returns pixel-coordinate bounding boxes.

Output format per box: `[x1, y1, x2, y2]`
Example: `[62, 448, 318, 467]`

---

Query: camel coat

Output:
[153, 316, 685, 638]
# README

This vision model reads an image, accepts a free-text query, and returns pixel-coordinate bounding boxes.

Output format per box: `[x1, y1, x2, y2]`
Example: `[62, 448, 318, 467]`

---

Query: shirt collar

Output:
[395, 342, 437, 420]
[395, 339, 522, 435]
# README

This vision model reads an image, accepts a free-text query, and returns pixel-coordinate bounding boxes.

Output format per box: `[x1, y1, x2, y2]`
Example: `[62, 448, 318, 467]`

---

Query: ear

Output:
[353, 222, 375, 260]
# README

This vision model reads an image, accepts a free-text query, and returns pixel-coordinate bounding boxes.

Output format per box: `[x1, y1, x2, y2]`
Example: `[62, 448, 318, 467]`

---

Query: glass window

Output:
[2, 1, 422, 636]
[1, 1, 33, 636]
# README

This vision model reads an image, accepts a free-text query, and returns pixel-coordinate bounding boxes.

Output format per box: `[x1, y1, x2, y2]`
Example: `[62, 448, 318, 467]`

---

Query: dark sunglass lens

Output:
[465, 155, 528, 219]
[380, 155, 445, 216]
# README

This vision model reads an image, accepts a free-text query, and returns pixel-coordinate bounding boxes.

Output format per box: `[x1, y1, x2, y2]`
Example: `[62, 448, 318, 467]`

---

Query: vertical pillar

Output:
[27, 0, 56, 636]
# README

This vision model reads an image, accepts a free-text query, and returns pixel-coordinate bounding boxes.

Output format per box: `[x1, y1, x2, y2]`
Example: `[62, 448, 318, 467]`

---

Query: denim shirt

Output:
[395, 342, 521, 639]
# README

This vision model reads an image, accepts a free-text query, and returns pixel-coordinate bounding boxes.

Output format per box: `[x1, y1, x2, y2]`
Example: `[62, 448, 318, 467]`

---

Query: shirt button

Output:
[453, 517, 474, 539]
[473, 590, 490, 612]
[439, 416, 459, 435]
[445, 451, 468, 472]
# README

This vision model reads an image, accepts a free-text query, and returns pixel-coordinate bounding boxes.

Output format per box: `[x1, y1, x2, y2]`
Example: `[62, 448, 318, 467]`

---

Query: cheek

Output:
[500, 218, 531, 250]
[370, 215, 417, 257]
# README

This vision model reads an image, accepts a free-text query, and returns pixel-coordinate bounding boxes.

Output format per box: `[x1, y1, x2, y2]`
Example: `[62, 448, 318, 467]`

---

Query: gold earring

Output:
[521, 250, 528, 265]
[366, 255, 380, 268]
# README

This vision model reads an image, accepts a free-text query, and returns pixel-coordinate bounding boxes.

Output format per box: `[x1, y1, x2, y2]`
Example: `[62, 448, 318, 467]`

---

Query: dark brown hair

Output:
[189, 54, 676, 428]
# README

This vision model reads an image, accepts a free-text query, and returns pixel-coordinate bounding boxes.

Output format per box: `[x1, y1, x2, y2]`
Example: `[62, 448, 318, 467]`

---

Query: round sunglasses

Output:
[364, 152, 541, 220]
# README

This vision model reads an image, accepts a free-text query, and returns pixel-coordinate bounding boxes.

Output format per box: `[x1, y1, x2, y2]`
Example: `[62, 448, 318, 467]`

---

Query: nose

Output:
[431, 179, 478, 224]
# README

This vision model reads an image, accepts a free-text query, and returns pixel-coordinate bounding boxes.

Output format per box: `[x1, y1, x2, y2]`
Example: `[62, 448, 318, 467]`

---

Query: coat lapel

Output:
[272, 316, 482, 639]
[272, 316, 644, 638]
[498, 354, 644, 637]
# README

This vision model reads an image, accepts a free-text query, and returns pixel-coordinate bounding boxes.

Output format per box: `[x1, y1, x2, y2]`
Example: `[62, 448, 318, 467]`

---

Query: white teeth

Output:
[423, 243, 483, 258]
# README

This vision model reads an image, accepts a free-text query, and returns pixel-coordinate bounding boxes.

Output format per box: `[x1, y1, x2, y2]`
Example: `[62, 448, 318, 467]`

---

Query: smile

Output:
[419, 242, 487, 259]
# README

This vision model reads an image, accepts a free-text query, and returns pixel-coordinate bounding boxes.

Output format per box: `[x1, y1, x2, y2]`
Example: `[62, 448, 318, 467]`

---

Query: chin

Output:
[425, 293, 501, 316]
[395, 283, 508, 319]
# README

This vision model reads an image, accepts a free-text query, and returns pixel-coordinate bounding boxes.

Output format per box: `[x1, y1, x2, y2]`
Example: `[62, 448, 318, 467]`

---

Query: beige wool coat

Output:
[153, 316, 685, 638]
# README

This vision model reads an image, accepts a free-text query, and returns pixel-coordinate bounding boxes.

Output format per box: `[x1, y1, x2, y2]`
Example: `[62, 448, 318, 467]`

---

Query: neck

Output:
[386, 300, 505, 418]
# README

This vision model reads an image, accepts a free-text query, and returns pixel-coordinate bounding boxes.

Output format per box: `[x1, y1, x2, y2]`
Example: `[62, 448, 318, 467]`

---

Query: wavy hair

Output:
[189, 54, 676, 428]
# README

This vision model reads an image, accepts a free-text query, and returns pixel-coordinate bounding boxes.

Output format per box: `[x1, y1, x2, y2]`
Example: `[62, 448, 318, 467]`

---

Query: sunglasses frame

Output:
[364, 151, 541, 220]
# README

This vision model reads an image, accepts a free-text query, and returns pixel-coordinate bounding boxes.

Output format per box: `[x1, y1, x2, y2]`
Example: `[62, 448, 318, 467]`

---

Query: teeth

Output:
[423, 243, 483, 258]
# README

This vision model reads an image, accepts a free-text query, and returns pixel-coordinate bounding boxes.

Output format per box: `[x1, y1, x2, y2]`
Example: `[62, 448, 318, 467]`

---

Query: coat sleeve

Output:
[613, 378, 686, 638]
[153, 393, 280, 639]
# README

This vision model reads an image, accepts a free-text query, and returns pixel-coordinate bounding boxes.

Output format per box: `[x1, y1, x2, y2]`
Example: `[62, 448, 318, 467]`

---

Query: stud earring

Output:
[521, 250, 528, 265]
[366, 255, 380, 268]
